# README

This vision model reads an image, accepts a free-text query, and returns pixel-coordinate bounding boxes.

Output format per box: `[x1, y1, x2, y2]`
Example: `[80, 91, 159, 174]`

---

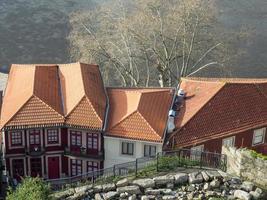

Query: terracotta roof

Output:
[59, 63, 106, 129]
[0, 62, 106, 129]
[106, 88, 175, 142]
[170, 77, 267, 147]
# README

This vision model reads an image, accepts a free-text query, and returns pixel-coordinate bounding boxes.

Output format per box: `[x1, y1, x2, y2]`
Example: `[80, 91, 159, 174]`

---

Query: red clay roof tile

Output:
[106, 88, 175, 142]
[171, 78, 267, 147]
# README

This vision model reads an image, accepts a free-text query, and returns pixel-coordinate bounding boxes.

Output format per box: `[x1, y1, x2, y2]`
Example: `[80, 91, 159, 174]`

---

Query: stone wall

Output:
[222, 146, 267, 189]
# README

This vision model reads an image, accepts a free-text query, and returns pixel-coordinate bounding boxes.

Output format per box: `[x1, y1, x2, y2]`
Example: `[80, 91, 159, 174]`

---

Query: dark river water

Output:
[0, 0, 266, 78]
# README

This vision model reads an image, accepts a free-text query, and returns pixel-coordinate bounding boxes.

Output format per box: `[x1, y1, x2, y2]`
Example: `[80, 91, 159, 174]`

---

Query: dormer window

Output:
[252, 128, 266, 146]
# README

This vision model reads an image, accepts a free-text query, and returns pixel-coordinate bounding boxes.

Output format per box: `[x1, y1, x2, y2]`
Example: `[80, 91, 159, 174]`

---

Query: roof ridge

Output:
[84, 96, 102, 123]
[170, 83, 227, 139]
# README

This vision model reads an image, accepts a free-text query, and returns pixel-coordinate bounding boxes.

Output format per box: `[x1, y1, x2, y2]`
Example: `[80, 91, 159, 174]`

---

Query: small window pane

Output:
[253, 128, 265, 145]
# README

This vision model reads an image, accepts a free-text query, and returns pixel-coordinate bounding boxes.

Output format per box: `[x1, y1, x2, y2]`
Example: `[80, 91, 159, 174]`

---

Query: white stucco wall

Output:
[104, 136, 163, 168]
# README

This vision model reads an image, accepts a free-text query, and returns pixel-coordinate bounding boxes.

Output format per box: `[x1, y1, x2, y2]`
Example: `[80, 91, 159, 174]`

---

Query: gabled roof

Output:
[106, 88, 175, 142]
[0, 62, 107, 130]
[171, 77, 267, 147]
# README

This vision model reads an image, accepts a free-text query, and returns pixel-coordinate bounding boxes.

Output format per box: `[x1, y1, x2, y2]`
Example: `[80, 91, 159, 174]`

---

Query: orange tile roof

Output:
[106, 88, 175, 142]
[170, 77, 267, 147]
[0, 62, 107, 130]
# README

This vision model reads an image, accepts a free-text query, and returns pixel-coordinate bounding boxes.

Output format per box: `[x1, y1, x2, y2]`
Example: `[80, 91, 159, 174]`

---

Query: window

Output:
[87, 161, 99, 172]
[253, 128, 266, 146]
[11, 131, 22, 146]
[87, 133, 98, 150]
[144, 145, 157, 157]
[121, 142, 134, 155]
[71, 159, 82, 176]
[71, 131, 82, 146]
[222, 136, 235, 147]
[190, 145, 204, 160]
[47, 129, 59, 144]
[29, 130, 40, 145]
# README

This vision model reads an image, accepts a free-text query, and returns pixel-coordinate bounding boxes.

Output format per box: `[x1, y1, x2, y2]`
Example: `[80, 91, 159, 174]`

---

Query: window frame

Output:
[222, 136, 235, 147]
[29, 129, 41, 146]
[121, 142, 134, 155]
[87, 161, 99, 172]
[47, 129, 59, 144]
[144, 145, 157, 157]
[87, 133, 98, 150]
[252, 128, 266, 146]
[70, 131, 82, 147]
[10, 131, 23, 146]
[71, 159, 82, 176]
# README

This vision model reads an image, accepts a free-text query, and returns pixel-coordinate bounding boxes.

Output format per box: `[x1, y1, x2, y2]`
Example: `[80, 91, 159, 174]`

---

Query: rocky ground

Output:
[51, 169, 266, 200]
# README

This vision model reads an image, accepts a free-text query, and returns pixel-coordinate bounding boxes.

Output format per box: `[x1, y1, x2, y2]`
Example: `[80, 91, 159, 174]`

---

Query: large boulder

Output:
[102, 183, 116, 192]
[201, 171, 210, 182]
[102, 191, 118, 200]
[153, 175, 174, 186]
[205, 170, 222, 179]
[52, 188, 75, 199]
[93, 185, 103, 193]
[74, 185, 92, 193]
[95, 193, 104, 200]
[241, 181, 255, 192]
[145, 188, 161, 195]
[234, 190, 252, 200]
[117, 185, 141, 195]
[66, 191, 87, 200]
[174, 173, 188, 185]
[210, 180, 221, 188]
[188, 172, 203, 184]
[132, 178, 155, 189]
[162, 195, 176, 200]
[116, 178, 129, 187]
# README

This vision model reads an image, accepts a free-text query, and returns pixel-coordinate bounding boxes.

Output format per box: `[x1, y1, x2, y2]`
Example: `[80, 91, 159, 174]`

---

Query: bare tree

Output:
[69, 0, 248, 87]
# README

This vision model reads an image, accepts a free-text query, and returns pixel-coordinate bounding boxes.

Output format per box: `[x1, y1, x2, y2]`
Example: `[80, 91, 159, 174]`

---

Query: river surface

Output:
[0, 0, 266, 77]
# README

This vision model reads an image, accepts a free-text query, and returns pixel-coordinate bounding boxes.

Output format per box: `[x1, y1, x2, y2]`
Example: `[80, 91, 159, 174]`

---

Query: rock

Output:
[120, 192, 128, 198]
[203, 183, 210, 190]
[249, 191, 261, 200]
[74, 184, 92, 193]
[145, 188, 161, 195]
[162, 195, 176, 200]
[174, 173, 189, 185]
[187, 185, 195, 192]
[53, 188, 75, 199]
[187, 192, 194, 200]
[201, 171, 210, 181]
[241, 181, 255, 192]
[234, 190, 252, 200]
[153, 175, 174, 186]
[66, 191, 87, 200]
[205, 170, 222, 179]
[117, 185, 141, 195]
[128, 194, 137, 200]
[189, 172, 203, 184]
[141, 195, 155, 200]
[160, 188, 173, 195]
[206, 191, 216, 197]
[230, 177, 242, 185]
[95, 193, 104, 200]
[132, 178, 155, 189]
[227, 195, 235, 200]
[210, 180, 221, 188]
[93, 185, 103, 193]
[102, 183, 116, 192]
[102, 191, 118, 200]
[198, 193, 205, 200]
[116, 178, 129, 187]
[166, 183, 174, 189]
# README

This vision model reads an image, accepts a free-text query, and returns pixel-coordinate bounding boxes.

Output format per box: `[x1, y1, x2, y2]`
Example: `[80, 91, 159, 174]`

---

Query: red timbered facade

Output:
[1, 63, 107, 181]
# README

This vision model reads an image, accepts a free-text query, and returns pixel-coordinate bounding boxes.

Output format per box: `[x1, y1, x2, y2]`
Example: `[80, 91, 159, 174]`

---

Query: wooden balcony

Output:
[25, 147, 45, 157]
[64, 147, 104, 160]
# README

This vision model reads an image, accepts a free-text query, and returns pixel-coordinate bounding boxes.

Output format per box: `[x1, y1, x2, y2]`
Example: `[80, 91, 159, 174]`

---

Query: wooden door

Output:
[30, 158, 42, 177]
[48, 157, 60, 179]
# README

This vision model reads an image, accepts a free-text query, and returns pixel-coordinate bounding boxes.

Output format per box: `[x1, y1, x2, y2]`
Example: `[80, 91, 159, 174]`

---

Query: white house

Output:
[104, 88, 175, 168]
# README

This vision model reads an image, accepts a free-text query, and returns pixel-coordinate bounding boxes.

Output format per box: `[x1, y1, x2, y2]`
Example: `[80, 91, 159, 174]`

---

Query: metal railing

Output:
[47, 149, 227, 190]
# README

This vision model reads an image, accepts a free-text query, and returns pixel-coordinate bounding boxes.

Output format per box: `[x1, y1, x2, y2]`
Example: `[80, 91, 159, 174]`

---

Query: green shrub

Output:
[250, 150, 267, 160]
[7, 177, 52, 200]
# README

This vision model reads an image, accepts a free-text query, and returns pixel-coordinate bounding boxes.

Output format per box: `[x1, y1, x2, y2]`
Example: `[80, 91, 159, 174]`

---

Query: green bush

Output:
[7, 177, 52, 200]
[250, 150, 267, 160]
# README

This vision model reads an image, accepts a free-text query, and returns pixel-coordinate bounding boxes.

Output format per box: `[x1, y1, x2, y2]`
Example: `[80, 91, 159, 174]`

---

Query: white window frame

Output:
[121, 141, 135, 156]
[222, 136, 235, 147]
[144, 145, 157, 157]
[252, 128, 266, 146]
